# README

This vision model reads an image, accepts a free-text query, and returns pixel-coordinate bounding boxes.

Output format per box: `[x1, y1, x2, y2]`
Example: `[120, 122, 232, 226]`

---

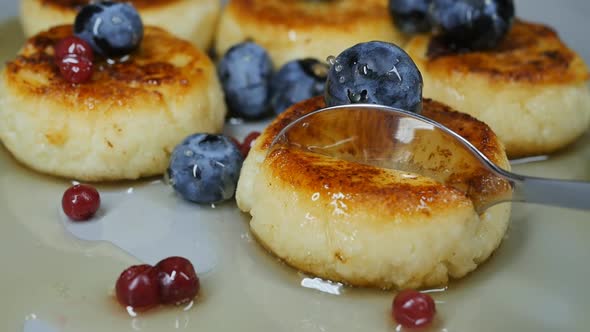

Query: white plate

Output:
[1, 1, 589, 331]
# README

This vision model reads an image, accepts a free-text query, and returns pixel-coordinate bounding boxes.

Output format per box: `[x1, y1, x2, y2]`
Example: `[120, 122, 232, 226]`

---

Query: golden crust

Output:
[257, 97, 505, 162]
[405, 19, 590, 158]
[265, 148, 472, 218]
[0, 24, 226, 181]
[256, 96, 509, 217]
[407, 19, 589, 85]
[214, 0, 407, 68]
[5, 24, 208, 113]
[236, 96, 511, 289]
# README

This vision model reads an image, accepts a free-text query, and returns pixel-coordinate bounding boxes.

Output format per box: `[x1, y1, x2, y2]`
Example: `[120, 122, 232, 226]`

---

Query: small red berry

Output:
[115, 265, 161, 310]
[58, 54, 93, 84]
[240, 131, 261, 157]
[54, 36, 94, 62]
[62, 184, 100, 221]
[156, 256, 200, 305]
[392, 289, 436, 329]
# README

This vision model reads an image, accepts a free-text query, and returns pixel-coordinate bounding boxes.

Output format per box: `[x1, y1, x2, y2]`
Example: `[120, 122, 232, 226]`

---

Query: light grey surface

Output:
[0, 0, 18, 20]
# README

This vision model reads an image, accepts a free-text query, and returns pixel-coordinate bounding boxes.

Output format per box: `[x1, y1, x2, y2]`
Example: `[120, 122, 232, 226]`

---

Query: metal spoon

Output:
[268, 104, 590, 213]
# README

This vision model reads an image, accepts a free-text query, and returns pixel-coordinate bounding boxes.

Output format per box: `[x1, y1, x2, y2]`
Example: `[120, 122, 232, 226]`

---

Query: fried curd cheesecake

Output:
[0, 25, 226, 181]
[214, 0, 408, 68]
[20, 0, 221, 50]
[236, 96, 512, 290]
[405, 19, 590, 158]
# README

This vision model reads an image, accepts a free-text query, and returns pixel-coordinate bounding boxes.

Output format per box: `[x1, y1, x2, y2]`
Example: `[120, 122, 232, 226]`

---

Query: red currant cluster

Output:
[116, 256, 200, 311]
[61, 185, 200, 312]
[54, 36, 94, 84]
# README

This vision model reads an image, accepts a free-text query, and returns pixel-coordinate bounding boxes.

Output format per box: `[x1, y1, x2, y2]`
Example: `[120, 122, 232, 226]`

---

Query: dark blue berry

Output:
[167, 134, 243, 204]
[74, 1, 143, 58]
[270, 58, 327, 115]
[428, 0, 515, 52]
[324, 41, 423, 113]
[217, 42, 273, 119]
[389, 0, 433, 34]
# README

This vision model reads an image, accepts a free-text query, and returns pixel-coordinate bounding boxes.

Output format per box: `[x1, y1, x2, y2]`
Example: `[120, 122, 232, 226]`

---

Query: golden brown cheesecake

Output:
[405, 19, 590, 158]
[0, 24, 226, 181]
[235, 96, 512, 290]
[20, 0, 221, 50]
[214, 0, 408, 68]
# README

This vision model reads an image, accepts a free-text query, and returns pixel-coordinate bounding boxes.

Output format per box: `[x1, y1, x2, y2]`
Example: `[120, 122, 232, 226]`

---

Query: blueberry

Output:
[429, 0, 515, 51]
[270, 58, 327, 115]
[167, 134, 243, 204]
[217, 42, 273, 119]
[324, 41, 423, 113]
[389, 0, 433, 34]
[74, 1, 143, 58]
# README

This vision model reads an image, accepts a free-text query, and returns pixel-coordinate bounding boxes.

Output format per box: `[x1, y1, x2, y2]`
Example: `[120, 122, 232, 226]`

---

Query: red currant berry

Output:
[62, 184, 100, 221]
[115, 265, 160, 310]
[54, 36, 94, 62]
[392, 289, 436, 329]
[156, 256, 200, 305]
[240, 131, 261, 157]
[58, 54, 93, 84]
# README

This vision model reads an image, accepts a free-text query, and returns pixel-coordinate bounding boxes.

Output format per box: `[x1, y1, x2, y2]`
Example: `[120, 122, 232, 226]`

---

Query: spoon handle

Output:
[508, 174, 590, 210]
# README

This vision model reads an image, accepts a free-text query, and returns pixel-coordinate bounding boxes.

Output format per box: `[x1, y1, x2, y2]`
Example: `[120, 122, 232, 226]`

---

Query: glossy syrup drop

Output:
[326, 55, 336, 65]
[300, 277, 344, 295]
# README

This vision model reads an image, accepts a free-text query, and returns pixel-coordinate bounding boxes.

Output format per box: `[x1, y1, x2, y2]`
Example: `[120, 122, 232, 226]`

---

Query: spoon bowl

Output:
[268, 104, 590, 213]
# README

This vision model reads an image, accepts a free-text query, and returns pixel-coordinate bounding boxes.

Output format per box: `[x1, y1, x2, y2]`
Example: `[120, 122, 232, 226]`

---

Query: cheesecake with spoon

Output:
[235, 41, 512, 290]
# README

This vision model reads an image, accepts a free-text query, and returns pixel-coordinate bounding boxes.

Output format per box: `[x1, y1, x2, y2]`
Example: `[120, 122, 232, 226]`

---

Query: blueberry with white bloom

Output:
[167, 134, 243, 204]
